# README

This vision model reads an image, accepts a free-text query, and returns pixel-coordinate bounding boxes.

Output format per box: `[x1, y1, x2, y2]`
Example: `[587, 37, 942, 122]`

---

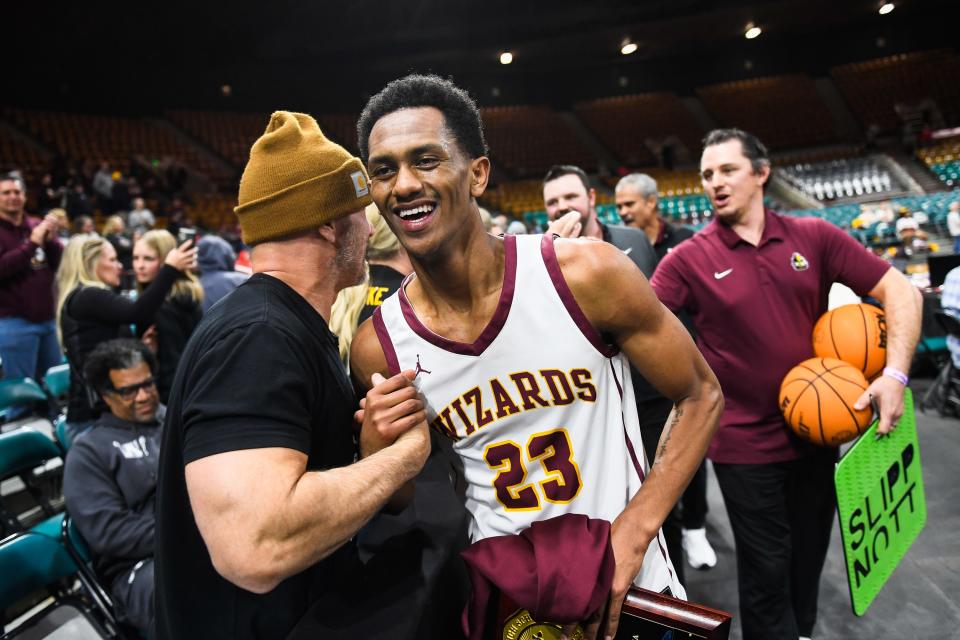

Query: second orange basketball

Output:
[779, 357, 873, 447]
[812, 303, 887, 379]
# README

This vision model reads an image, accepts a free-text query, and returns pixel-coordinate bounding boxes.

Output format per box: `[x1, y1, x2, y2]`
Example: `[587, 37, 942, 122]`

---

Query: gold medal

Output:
[501, 608, 583, 640]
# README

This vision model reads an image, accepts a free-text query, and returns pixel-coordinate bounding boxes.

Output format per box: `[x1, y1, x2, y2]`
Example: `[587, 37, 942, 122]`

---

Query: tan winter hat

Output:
[234, 111, 373, 245]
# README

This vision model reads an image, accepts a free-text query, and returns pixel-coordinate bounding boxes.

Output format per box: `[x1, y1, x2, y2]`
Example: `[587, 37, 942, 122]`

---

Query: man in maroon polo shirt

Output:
[651, 129, 922, 640]
[0, 174, 63, 415]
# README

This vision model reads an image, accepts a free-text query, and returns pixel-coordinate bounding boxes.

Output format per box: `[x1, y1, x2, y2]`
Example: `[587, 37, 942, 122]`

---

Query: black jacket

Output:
[63, 412, 162, 584]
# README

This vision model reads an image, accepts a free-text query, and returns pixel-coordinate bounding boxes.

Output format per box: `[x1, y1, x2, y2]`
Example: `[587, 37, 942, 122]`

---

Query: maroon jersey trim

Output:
[540, 234, 619, 358]
[396, 234, 518, 356]
[372, 307, 401, 376]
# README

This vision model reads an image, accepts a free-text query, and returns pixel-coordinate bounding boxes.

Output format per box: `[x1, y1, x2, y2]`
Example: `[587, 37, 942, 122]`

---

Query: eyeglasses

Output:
[108, 377, 157, 400]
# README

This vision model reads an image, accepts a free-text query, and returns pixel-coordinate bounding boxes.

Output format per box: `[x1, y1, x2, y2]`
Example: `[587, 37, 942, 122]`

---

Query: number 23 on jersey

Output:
[483, 428, 583, 511]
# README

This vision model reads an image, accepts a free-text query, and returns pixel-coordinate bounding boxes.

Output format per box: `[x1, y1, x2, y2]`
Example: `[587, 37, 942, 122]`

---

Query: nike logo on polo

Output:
[622, 247, 633, 256]
[714, 268, 733, 280]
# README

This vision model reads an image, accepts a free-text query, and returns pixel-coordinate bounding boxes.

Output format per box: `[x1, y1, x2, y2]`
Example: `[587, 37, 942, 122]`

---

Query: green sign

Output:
[835, 388, 926, 616]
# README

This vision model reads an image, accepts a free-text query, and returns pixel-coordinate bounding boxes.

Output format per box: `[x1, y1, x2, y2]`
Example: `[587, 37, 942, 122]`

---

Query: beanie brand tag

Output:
[350, 171, 370, 198]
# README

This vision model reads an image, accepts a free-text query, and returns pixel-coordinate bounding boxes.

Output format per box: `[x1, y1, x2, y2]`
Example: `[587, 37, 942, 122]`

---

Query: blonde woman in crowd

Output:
[56, 234, 195, 443]
[133, 230, 204, 402]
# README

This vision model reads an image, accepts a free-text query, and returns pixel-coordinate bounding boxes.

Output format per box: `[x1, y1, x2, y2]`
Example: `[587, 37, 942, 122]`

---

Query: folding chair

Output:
[0, 429, 64, 537]
[0, 379, 47, 425]
[920, 311, 960, 416]
[42, 364, 71, 416]
[60, 515, 125, 637]
[0, 530, 112, 639]
[52, 416, 72, 454]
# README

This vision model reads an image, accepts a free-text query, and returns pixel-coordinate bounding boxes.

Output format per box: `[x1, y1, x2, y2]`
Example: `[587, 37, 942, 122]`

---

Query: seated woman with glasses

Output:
[56, 234, 195, 443]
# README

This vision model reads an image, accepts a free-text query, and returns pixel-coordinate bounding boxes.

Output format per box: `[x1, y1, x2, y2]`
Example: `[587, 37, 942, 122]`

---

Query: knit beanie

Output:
[234, 111, 373, 245]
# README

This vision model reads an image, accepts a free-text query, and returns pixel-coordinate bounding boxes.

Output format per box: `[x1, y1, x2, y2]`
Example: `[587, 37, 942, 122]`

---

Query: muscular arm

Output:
[186, 433, 427, 594]
[853, 267, 923, 433]
[556, 238, 723, 637]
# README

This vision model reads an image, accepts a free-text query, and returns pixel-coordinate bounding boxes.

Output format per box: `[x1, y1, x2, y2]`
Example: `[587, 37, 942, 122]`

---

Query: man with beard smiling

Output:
[352, 74, 723, 640]
[542, 165, 657, 278]
[154, 112, 431, 640]
[651, 128, 922, 640]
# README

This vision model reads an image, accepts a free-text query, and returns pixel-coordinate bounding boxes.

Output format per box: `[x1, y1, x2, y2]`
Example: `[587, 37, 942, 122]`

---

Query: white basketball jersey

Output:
[373, 233, 683, 596]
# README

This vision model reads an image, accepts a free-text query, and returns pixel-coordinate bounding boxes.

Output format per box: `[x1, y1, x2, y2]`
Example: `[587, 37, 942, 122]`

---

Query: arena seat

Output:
[831, 50, 960, 133]
[0, 428, 64, 537]
[0, 126, 52, 185]
[696, 74, 836, 149]
[481, 106, 596, 177]
[166, 110, 268, 169]
[0, 377, 48, 423]
[916, 136, 960, 188]
[5, 108, 232, 190]
[43, 364, 70, 414]
[778, 156, 902, 202]
[574, 92, 703, 166]
[0, 530, 113, 638]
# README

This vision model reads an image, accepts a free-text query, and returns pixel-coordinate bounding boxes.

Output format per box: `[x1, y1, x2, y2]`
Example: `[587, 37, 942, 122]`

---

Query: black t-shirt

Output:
[154, 274, 361, 640]
[358, 264, 406, 325]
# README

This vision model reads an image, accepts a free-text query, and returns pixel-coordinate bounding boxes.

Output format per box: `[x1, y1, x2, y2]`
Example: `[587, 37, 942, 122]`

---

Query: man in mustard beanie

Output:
[155, 111, 432, 639]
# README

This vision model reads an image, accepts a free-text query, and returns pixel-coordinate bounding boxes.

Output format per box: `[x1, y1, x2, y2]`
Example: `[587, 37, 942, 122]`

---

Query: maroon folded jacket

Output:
[460, 513, 615, 640]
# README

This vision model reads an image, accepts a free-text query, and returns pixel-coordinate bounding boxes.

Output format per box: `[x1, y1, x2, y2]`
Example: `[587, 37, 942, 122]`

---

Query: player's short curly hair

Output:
[357, 74, 488, 163]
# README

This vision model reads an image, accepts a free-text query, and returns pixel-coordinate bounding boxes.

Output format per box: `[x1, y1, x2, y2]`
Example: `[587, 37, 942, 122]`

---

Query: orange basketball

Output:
[779, 357, 873, 447]
[812, 304, 886, 379]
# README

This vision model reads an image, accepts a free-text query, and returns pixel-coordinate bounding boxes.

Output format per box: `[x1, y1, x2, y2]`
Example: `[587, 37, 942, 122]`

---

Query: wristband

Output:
[882, 367, 909, 386]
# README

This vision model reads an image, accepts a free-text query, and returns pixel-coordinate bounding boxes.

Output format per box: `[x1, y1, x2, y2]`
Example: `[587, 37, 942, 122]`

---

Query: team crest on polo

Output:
[790, 252, 810, 271]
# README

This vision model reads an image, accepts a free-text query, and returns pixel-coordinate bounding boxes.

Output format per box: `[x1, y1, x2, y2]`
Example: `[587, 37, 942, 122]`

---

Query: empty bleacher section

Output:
[0, 126, 51, 182]
[831, 50, 960, 133]
[166, 110, 267, 169]
[917, 136, 960, 188]
[778, 156, 902, 202]
[696, 75, 836, 149]
[5, 109, 231, 188]
[480, 106, 595, 177]
[574, 93, 703, 167]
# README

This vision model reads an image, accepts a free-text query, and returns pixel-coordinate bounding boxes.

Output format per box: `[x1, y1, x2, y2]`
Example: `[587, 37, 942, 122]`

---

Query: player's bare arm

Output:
[853, 267, 923, 433]
[185, 341, 429, 594]
[555, 237, 724, 639]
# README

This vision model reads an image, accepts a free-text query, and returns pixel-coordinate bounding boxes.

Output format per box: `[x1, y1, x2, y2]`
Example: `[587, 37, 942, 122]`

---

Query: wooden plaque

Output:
[494, 587, 731, 640]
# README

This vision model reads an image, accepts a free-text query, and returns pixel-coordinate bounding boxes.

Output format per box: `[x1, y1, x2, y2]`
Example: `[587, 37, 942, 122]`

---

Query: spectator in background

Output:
[893, 216, 929, 269]
[63, 338, 163, 634]
[133, 230, 203, 403]
[56, 234, 195, 443]
[92, 161, 115, 213]
[66, 183, 94, 221]
[941, 265, 960, 369]
[0, 174, 64, 418]
[947, 201, 960, 254]
[490, 213, 508, 235]
[197, 235, 248, 312]
[543, 164, 657, 277]
[36, 173, 63, 214]
[102, 215, 133, 286]
[615, 172, 716, 574]
[72, 215, 96, 236]
[128, 197, 155, 236]
[505, 219, 527, 234]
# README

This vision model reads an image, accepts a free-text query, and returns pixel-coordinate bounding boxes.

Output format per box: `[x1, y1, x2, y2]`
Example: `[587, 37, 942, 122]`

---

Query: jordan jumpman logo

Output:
[414, 354, 431, 377]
